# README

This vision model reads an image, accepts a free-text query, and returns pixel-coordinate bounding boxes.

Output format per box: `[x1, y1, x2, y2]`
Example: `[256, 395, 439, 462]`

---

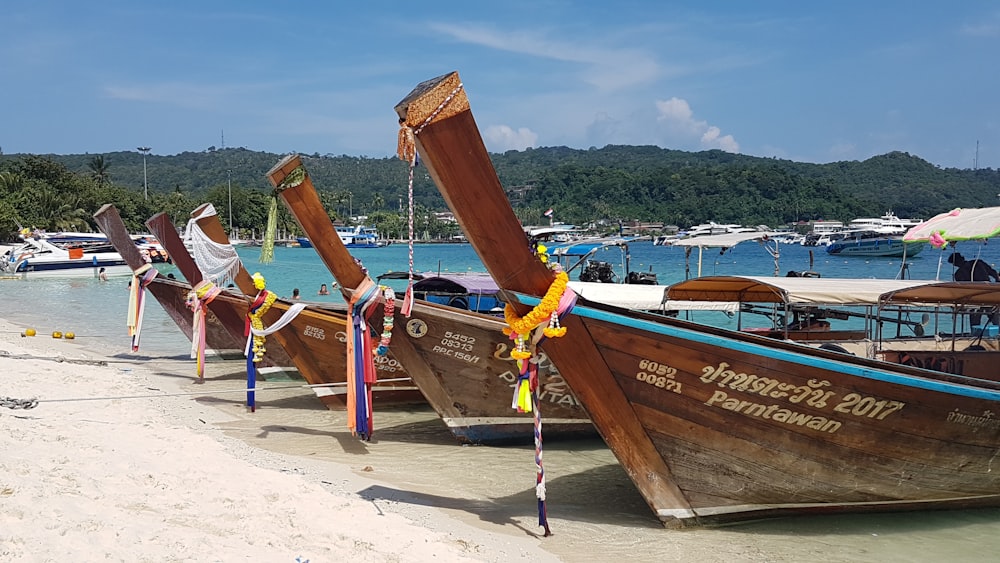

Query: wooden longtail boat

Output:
[396, 71, 1000, 526]
[143, 210, 295, 369]
[152, 204, 423, 409]
[93, 204, 244, 354]
[266, 154, 594, 444]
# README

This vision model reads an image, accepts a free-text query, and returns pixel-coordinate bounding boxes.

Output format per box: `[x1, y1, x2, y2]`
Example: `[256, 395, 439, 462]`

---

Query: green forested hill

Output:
[0, 145, 997, 240]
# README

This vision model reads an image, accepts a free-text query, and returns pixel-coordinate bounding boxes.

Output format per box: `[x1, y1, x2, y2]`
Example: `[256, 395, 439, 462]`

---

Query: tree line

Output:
[1, 145, 998, 241]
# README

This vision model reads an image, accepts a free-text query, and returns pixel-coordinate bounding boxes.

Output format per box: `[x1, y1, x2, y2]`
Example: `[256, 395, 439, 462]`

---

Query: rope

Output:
[1, 396, 38, 410]
[396, 80, 465, 317]
[1, 378, 414, 409]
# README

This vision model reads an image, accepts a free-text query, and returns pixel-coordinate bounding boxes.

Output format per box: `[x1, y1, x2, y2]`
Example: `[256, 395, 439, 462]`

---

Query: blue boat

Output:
[297, 225, 384, 249]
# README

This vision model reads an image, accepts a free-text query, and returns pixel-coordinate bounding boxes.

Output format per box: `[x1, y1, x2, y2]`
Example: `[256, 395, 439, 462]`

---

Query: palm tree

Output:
[88, 155, 111, 187]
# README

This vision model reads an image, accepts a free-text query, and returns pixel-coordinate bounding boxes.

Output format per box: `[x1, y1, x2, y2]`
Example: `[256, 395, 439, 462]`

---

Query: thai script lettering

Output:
[947, 409, 1000, 432]
[700, 362, 838, 408]
[690, 361, 908, 429]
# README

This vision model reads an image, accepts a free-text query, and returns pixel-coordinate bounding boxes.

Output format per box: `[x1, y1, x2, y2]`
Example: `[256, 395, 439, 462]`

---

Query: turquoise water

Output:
[2, 240, 998, 358]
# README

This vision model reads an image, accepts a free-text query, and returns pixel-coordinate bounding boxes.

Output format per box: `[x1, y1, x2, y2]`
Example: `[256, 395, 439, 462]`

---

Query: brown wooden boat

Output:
[266, 154, 593, 444]
[93, 204, 245, 354]
[143, 210, 295, 369]
[149, 204, 424, 410]
[396, 71, 1000, 527]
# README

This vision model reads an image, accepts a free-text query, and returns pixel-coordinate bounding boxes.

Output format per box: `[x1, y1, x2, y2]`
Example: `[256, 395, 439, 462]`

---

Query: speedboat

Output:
[1, 236, 130, 278]
[298, 225, 385, 249]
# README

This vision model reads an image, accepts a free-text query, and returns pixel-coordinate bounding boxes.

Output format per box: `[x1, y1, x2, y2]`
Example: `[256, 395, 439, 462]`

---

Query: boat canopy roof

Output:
[668, 231, 779, 248]
[878, 281, 1000, 307]
[378, 271, 499, 295]
[414, 273, 498, 295]
[903, 206, 1000, 242]
[568, 281, 739, 312]
[666, 275, 936, 305]
[546, 236, 643, 257]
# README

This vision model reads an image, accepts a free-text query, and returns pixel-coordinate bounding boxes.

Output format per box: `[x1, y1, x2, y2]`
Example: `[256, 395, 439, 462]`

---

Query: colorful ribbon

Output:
[126, 264, 158, 352]
[186, 280, 222, 379]
[347, 277, 381, 440]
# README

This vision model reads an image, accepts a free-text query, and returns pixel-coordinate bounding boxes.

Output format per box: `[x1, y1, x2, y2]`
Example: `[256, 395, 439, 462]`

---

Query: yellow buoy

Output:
[64, 332, 76, 340]
[24, 328, 36, 337]
[52, 331, 62, 339]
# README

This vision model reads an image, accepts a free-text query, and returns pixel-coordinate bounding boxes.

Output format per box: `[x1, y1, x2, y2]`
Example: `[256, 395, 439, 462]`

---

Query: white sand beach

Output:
[5, 312, 1000, 563]
[0, 319, 558, 562]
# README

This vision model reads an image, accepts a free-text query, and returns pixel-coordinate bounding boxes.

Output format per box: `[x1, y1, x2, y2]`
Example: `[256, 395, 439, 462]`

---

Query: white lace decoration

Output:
[183, 204, 241, 286]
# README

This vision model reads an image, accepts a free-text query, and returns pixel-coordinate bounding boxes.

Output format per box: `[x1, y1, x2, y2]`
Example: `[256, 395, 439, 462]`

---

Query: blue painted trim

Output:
[517, 293, 1000, 401]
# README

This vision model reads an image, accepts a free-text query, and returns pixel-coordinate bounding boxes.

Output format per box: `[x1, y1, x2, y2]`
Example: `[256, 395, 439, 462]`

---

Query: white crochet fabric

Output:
[183, 204, 241, 286]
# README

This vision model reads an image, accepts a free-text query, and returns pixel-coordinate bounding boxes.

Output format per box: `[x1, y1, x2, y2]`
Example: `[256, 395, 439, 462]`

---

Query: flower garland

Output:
[503, 270, 569, 341]
[248, 273, 278, 363]
[376, 286, 395, 356]
[243, 272, 277, 413]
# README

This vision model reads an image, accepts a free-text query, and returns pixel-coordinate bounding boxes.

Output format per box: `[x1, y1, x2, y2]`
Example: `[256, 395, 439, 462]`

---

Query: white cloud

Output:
[960, 22, 1000, 37]
[483, 124, 539, 152]
[103, 83, 227, 110]
[428, 22, 664, 91]
[655, 97, 739, 152]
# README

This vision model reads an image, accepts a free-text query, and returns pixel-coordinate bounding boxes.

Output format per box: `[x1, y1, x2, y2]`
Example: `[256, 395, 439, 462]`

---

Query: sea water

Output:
[2, 240, 998, 356]
[3, 240, 1000, 561]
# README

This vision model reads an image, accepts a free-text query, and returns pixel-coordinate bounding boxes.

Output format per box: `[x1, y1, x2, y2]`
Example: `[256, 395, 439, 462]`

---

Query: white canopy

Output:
[568, 281, 739, 312]
[903, 207, 1000, 242]
[666, 275, 937, 305]
[668, 231, 780, 248]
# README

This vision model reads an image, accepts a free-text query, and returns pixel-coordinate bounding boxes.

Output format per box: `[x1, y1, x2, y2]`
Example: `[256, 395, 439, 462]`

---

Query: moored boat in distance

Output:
[399, 70, 1000, 528]
[298, 225, 386, 249]
[826, 230, 925, 258]
[0, 235, 130, 278]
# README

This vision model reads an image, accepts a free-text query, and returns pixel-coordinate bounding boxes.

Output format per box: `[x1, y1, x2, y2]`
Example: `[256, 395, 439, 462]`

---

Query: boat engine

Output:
[626, 271, 659, 285]
[579, 260, 616, 283]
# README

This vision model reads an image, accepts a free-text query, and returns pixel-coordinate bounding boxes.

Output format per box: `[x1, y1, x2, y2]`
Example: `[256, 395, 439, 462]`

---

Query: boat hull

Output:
[390, 299, 594, 444]
[559, 300, 1000, 525]
[8, 258, 130, 278]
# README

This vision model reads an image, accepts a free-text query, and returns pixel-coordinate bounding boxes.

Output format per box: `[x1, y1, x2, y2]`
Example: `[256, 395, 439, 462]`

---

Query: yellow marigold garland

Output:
[503, 269, 569, 342]
[248, 273, 278, 362]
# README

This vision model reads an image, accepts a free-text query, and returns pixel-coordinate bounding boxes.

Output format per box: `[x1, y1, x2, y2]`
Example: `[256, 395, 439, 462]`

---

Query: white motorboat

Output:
[1, 236, 131, 278]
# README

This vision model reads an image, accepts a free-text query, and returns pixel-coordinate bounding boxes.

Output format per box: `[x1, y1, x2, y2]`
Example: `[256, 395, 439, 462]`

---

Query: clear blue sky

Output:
[2, 1, 998, 169]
